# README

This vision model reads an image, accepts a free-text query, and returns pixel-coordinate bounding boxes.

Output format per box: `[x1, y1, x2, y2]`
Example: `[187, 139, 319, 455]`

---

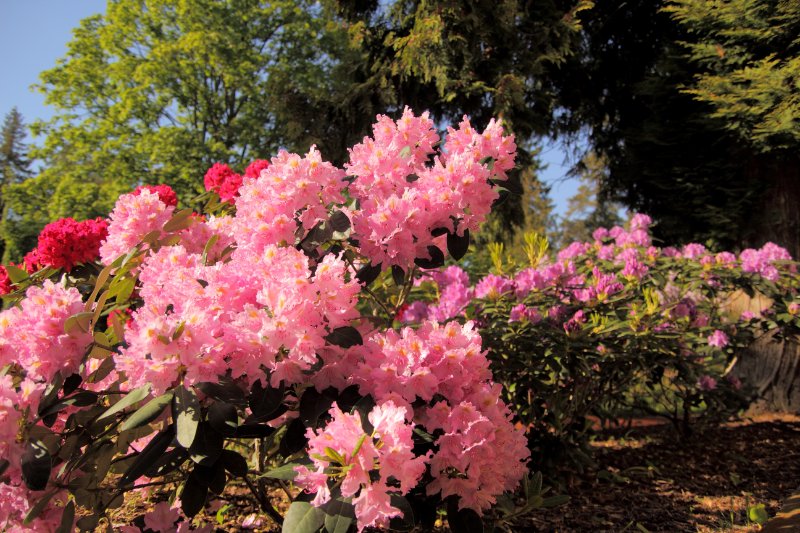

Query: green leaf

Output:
[322, 497, 355, 533]
[21, 439, 51, 491]
[5, 264, 28, 283]
[283, 500, 325, 533]
[54, 500, 75, 533]
[748, 503, 769, 525]
[262, 462, 300, 481]
[119, 392, 173, 431]
[119, 427, 175, 486]
[447, 498, 483, 533]
[173, 386, 200, 448]
[188, 422, 223, 466]
[299, 388, 336, 427]
[324, 327, 363, 349]
[446, 229, 470, 260]
[23, 490, 56, 524]
[196, 381, 247, 406]
[207, 401, 238, 436]
[163, 209, 195, 233]
[96, 384, 151, 423]
[355, 262, 382, 286]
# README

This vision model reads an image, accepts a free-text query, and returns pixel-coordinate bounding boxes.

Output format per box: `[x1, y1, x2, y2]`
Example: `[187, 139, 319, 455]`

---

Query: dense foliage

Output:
[398, 216, 800, 472]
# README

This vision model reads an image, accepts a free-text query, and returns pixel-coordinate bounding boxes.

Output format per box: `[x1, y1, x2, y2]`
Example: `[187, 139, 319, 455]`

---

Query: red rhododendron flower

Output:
[0, 266, 11, 296]
[33, 217, 109, 271]
[132, 184, 179, 207]
[204, 162, 243, 203]
[244, 159, 269, 179]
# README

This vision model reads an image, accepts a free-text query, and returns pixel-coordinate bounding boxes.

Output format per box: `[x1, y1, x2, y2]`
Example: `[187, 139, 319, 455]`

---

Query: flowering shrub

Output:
[0, 109, 546, 532]
[399, 215, 800, 469]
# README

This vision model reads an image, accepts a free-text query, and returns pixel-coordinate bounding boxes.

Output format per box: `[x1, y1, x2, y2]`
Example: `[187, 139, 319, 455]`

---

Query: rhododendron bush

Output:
[398, 215, 800, 470]
[0, 109, 548, 532]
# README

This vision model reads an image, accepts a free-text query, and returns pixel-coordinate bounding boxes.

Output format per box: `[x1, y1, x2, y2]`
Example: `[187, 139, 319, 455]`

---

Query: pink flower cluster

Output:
[24, 217, 109, 272]
[295, 402, 426, 532]
[740, 242, 794, 281]
[117, 243, 361, 393]
[234, 148, 346, 253]
[99, 188, 176, 264]
[0, 280, 93, 387]
[346, 108, 516, 268]
[354, 321, 529, 513]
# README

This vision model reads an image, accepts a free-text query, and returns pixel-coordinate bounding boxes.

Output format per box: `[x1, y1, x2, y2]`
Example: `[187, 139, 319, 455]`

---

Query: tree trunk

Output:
[733, 330, 800, 414]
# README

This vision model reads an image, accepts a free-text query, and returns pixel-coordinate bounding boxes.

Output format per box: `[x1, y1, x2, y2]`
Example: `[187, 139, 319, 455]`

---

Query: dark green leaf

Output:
[447, 498, 483, 533]
[189, 423, 223, 466]
[5, 264, 28, 283]
[208, 401, 238, 436]
[329, 211, 351, 232]
[279, 417, 308, 456]
[21, 439, 51, 491]
[23, 490, 56, 524]
[262, 462, 300, 481]
[388, 495, 414, 531]
[324, 327, 363, 349]
[322, 496, 355, 533]
[282, 500, 325, 533]
[414, 246, 445, 269]
[195, 381, 247, 406]
[96, 384, 151, 423]
[62, 374, 82, 396]
[249, 380, 285, 422]
[181, 479, 208, 518]
[54, 500, 75, 533]
[356, 262, 382, 286]
[144, 447, 188, 478]
[391, 265, 405, 286]
[119, 427, 175, 486]
[299, 388, 336, 426]
[220, 449, 249, 477]
[120, 392, 173, 431]
[447, 229, 470, 260]
[233, 424, 275, 438]
[173, 386, 200, 448]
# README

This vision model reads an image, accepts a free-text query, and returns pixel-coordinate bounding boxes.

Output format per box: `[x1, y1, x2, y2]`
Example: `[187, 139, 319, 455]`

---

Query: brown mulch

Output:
[105, 414, 800, 532]
[525, 414, 800, 532]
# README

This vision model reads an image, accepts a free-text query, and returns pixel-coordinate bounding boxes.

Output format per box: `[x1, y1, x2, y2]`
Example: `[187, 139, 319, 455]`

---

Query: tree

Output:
[0, 108, 34, 260]
[2, 0, 350, 262]
[322, 0, 592, 244]
[555, 151, 624, 248]
[549, 0, 800, 255]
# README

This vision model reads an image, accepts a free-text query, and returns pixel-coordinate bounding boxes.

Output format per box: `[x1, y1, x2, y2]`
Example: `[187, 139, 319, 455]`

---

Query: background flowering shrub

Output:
[398, 216, 800, 472]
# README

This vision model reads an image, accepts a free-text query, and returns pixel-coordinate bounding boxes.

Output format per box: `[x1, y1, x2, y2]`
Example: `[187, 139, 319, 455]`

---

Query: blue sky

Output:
[0, 1, 579, 215]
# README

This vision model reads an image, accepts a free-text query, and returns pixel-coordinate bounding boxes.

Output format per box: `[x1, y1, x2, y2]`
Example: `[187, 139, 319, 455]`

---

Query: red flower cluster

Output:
[204, 163, 243, 203]
[29, 217, 109, 272]
[0, 266, 11, 295]
[132, 184, 178, 207]
[244, 159, 269, 179]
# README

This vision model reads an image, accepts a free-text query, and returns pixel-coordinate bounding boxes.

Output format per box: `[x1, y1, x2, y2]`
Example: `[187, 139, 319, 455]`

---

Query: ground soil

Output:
[105, 414, 800, 532]
[525, 413, 800, 532]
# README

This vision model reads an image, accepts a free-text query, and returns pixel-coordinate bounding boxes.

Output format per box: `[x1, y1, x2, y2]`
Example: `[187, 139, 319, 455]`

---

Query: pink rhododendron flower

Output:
[708, 330, 729, 348]
[697, 375, 717, 391]
[244, 159, 270, 179]
[100, 189, 175, 264]
[295, 402, 426, 532]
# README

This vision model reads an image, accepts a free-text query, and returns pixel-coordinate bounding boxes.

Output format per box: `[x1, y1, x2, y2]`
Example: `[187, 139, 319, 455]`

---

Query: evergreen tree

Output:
[550, 0, 800, 255]
[0, 108, 34, 260]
